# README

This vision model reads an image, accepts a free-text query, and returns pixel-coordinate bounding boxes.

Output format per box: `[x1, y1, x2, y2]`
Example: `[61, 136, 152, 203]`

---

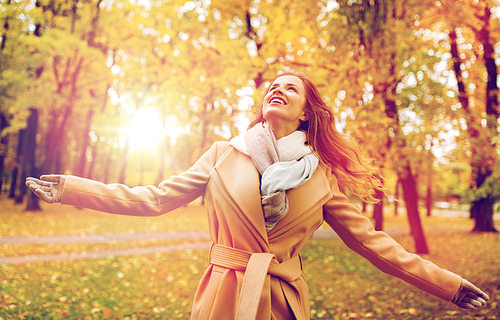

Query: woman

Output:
[27, 72, 489, 320]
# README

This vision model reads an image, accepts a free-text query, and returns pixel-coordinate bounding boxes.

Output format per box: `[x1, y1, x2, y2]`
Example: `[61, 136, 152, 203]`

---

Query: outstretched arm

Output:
[25, 142, 231, 217]
[323, 173, 489, 309]
[26, 175, 66, 203]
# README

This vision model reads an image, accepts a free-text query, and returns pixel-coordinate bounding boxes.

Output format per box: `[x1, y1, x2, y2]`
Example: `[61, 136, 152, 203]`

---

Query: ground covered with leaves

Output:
[1, 200, 499, 319]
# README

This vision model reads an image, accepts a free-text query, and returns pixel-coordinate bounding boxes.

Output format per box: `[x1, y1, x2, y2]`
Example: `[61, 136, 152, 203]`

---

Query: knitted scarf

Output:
[230, 122, 319, 232]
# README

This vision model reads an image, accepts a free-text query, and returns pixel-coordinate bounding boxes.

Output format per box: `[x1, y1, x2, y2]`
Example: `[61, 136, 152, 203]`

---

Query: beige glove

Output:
[452, 279, 489, 309]
[25, 175, 67, 203]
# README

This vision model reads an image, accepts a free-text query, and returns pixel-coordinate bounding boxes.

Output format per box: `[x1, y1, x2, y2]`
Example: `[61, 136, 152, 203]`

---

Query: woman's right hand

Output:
[25, 175, 67, 203]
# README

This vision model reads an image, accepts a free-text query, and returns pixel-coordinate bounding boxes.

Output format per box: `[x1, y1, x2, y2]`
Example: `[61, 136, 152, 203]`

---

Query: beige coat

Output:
[62, 142, 462, 320]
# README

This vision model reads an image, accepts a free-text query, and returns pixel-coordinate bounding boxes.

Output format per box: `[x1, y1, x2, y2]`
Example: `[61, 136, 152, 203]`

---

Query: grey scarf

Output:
[241, 122, 319, 232]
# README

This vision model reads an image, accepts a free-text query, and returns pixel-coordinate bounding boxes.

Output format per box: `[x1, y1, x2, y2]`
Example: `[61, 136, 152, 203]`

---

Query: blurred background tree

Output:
[1, 0, 499, 249]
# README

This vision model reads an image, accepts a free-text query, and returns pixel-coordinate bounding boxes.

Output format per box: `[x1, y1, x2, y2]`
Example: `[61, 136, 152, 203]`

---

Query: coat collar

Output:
[214, 146, 332, 241]
[229, 130, 313, 161]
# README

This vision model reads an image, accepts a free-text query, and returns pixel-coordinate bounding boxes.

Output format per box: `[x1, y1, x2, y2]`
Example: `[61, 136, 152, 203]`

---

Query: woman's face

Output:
[262, 75, 307, 132]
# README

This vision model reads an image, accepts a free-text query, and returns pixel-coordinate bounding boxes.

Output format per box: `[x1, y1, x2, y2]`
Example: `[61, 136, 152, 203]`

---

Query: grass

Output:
[1, 198, 499, 319]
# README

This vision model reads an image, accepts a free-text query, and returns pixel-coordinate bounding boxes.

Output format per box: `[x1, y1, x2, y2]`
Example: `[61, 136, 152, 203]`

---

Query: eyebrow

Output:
[269, 83, 300, 90]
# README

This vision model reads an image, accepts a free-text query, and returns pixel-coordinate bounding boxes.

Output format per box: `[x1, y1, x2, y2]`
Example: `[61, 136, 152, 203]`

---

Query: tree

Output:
[438, 0, 498, 232]
[315, 0, 451, 253]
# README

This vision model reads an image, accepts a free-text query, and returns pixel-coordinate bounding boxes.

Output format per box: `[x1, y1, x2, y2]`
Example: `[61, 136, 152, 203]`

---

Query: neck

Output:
[266, 121, 299, 140]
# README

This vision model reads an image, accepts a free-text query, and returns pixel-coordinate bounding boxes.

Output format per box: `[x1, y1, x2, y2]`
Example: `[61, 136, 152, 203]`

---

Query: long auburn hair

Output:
[249, 72, 385, 202]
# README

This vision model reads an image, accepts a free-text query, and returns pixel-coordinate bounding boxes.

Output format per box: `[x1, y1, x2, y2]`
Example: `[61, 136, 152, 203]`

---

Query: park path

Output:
[0, 227, 474, 265]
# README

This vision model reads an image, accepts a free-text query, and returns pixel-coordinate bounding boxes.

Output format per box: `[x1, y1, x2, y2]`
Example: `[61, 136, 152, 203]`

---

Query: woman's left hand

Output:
[26, 175, 66, 203]
[452, 279, 490, 309]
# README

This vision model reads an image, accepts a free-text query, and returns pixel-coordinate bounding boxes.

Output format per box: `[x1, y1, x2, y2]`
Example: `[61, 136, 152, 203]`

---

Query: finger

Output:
[34, 188, 53, 203]
[26, 177, 43, 185]
[25, 181, 35, 189]
[27, 178, 53, 188]
[461, 301, 477, 310]
[467, 298, 483, 308]
[40, 175, 61, 183]
[466, 285, 490, 301]
[26, 181, 42, 193]
[476, 297, 487, 306]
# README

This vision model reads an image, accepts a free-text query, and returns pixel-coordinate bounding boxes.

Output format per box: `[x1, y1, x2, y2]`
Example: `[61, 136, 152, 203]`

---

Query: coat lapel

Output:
[268, 165, 332, 237]
[215, 147, 333, 240]
[214, 148, 269, 242]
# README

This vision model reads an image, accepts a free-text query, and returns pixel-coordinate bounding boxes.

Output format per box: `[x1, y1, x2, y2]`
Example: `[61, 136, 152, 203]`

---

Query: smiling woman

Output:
[125, 107, 167, 152]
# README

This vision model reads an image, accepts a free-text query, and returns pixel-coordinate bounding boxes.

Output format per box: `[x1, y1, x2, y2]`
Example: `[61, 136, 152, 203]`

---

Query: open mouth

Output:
[269, 96, 286, 105]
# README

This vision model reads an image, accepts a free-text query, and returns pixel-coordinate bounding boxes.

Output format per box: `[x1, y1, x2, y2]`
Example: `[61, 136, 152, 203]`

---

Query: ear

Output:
[299, 113, 307, 121]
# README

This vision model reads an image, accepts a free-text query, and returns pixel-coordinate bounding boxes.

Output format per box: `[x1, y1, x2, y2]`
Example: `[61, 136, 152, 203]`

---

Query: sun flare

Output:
[126, 107, 167, 152]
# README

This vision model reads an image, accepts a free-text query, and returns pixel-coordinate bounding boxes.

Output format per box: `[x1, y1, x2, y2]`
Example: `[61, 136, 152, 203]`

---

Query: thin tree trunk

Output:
[425, 182, 432, 217]
[139, 151, 144, 186]
[0, 112, 8, 195]
[9, 167, 18, 198]
[380, 67, 429, 253]
[426, 159, 432, 217]
[24, 108, 41, 211]
[118, 140, 129, 184]
[86, 144, 97, 179]
[75, 109, 93, 177]
[372, 174, 385, 231]
[400, 163, 429, 254]
[13, 130, 25, 202]
[394, 179, 399, 216]
[372, 189, 384, 231]
[103, 146, 113, 184]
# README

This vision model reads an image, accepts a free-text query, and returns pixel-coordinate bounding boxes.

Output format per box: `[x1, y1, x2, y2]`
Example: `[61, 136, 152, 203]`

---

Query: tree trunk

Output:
[118, 139, 129, 184]
[156, 107, 168, 185]
[380, 68, 429, 253]
[139, 151, 144, 186]
[75, 109, 93, 177]
[372, 174, 385, 231]
[449, 26, 498, 232]
[471, 197, 497, 232]
[400, 163, 429, 254]
[43, 106, 71, 174]
[0, 112, 8, 195]
[9, 130, 24, 199]
[425, 182, 432, 217]
[372, 188, 384, 231]
[426, 160, 432, 217]
[14, 129, 25, 203]
[24, 108, 41, 211]
[9, 168, 17, 198]
[394, 179, 399, 216]
[103, 146, 113, 184]
[43, 54, 84, 174]
[470, 4, 498, 232]
[86, 144, 97, 179]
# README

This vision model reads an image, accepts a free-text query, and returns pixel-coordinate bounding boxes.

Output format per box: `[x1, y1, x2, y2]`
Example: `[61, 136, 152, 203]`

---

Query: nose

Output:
[271, 86, 284, 95]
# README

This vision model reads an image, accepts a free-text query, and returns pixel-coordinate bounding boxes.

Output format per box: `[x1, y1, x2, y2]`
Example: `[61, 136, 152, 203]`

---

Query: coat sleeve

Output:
[322, 173, 461, 302]
[61, 142, 230, 217]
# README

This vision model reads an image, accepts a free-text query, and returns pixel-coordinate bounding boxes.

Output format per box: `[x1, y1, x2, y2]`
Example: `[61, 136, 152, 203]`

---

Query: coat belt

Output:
[209, 244, 303, 320]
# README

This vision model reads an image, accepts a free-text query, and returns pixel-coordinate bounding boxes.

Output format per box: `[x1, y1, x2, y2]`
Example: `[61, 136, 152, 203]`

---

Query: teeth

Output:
[270, 98, 284, 105]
